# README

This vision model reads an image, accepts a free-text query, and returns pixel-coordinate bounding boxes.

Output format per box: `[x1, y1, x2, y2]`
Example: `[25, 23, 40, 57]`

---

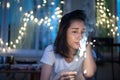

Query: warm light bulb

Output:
[13, 45, 16, 48]
[2, 48, 6, 52]
[61, 1, 65, 4]
[18, 36, 22, 40]
[30, 11, 33, 14]
[117, 33, 119, 36]
[50, 26, 53, 30]
[16, 39, 19, 44]
[51, 2, 55, 5]
[34, 18, 38, 23]
[24, 23, 27, 27]
[19, 6, 22, 11]
[107, 33, 110, 36]
[6, 2, 10, 9]
[52, 15, 55, 19]
[30, 15, 34, 20]
[10, 41, 13, 45]
[37, 5, 41, 9]
[6, 42, 8, 46]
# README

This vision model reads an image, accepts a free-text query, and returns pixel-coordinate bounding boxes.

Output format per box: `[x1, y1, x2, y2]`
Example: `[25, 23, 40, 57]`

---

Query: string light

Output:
[19, 6, 22, 11]
[0, 0, 64, 51]
[51, 2, 55, 5]
[96, 0, 119, 37]
[37, 5, 41, 9]
[6, 2, 10, 9]
[60, 1, 65, 4]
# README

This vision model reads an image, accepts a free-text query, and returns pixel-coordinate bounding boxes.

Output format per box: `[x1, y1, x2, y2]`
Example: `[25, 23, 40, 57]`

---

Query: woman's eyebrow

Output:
[71, 28, 79, 29]
[71, 28, 86, 30]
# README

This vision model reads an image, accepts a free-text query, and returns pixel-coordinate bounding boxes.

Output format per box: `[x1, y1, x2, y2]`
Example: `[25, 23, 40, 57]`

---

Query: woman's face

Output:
[66, 20, 85, 51]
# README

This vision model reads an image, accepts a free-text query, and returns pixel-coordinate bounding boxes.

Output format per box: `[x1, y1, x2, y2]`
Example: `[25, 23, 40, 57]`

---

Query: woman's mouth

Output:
[75, 42, 80, 47]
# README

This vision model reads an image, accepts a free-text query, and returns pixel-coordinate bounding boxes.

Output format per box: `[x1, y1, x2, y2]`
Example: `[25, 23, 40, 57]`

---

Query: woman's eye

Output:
[72, 31, 77, 33]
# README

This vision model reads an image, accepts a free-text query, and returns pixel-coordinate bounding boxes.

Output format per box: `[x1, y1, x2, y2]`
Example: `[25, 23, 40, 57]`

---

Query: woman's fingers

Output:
[61, 71, 77, 76]
[60, 72, 77, 80]
[60, 75, 75, 80]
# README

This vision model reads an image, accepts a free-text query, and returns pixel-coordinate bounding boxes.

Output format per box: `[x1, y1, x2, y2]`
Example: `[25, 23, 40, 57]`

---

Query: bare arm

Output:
[83, 43, 96, 78]
[40, 63, 52, 80]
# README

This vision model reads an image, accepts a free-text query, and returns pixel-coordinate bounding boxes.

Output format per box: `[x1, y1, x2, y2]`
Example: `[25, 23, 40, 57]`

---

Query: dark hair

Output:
[54, 10, 87, 58]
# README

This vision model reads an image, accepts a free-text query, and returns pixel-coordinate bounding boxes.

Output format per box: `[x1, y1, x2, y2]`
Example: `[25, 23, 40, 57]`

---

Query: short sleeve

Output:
[40, 45, 56, 66]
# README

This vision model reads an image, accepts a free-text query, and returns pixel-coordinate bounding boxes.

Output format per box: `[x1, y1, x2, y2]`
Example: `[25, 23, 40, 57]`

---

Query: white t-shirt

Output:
[40, 44, 85, 80]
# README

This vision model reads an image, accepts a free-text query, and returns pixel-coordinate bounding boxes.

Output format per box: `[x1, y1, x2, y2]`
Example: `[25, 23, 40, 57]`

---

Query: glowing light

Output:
[13, 45, 16, 48]
[16, 39, 19, 44]
[2, 48, 6, 52]
[5, 42, 8, 46]
[18, 36, 22, 40]
[24, 13, 28, 16]
[30, 15, 34, 20]
[93, 45, 95, 47]
[107, 25, 110, 28]
[30, 11, 33, 14]
[19, 6, 22, 11]
[93, 40, 96, 42]
[61, 1, 65, 4]
[55, 7, 60, 11]
[43, 0, 47, 4]
[42, 4, 45, 6]
[97, 2, 99, 5]
[107, 33, 110, 36]
[51, 2, 55, 5]
[48, 18, 51, 22]
[21, 32, 24, 36]
[0, 39, 3, 44]
[37, 5, 41, 9]
[57, 14, 62, 18]
[111, 29, 113, 32]
[83, 69, 87, 74]
[115, 26, 118, 31]
[6, 2, 10, 9]
[50, 26, 53, 30]
[107, 20, 109, 24]
[113, 32, 115, 35]
[34, 18, 38, 23]
[10, 41, 13, 45]
[6, 2, 64, 49]
[112, 15, 115, 18]
[116, 16, 119, 21]
[24, 23, 27, 27]
[23, 18, 26, 22]
[106, 9, 109, 12]
[52, 15, 55, 19]
[108, 13, 111, 16]
[90, 42, 93, 45]
[112, 24, 115, 27]
[47, 23, 50, 26]
[117, 33, 119, 36]
[45, 16, 48, 20]
[8, 47, 11, 50]
[38, 19, 43, 25]
[19, 30, 22, 34]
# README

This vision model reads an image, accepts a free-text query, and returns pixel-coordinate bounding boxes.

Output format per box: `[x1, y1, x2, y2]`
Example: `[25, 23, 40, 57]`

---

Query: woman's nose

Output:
[77, 34, 83, 40]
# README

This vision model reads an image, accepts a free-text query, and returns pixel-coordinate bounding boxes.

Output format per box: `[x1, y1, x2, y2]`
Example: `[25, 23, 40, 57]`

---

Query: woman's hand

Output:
[60, 71, 77, 80]
[54, 70, 77, 80]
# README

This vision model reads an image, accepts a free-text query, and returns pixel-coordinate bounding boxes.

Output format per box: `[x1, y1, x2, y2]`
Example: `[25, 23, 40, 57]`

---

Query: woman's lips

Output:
[75, 42, 80, 47]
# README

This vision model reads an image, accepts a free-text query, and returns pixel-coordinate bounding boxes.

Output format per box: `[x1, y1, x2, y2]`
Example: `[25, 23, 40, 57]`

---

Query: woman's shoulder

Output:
[41, 44, 56, 65]
[44, 44, 54, 52]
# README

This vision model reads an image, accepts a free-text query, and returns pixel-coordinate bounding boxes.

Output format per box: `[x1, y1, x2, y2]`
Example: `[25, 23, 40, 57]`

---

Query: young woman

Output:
[40, 10, 96, 80]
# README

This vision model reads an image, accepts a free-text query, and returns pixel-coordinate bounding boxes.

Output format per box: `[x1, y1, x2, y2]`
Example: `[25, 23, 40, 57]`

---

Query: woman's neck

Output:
[64, 49, 77, 63]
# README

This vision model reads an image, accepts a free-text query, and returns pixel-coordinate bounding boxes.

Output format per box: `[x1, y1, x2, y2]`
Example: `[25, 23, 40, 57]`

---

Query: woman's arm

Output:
[40, 63, 53, 80]
[83, 43, 96, 78]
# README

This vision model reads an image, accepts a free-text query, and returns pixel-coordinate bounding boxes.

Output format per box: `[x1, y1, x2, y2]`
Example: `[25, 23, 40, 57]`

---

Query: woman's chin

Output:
[74, 46, 79, 49]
